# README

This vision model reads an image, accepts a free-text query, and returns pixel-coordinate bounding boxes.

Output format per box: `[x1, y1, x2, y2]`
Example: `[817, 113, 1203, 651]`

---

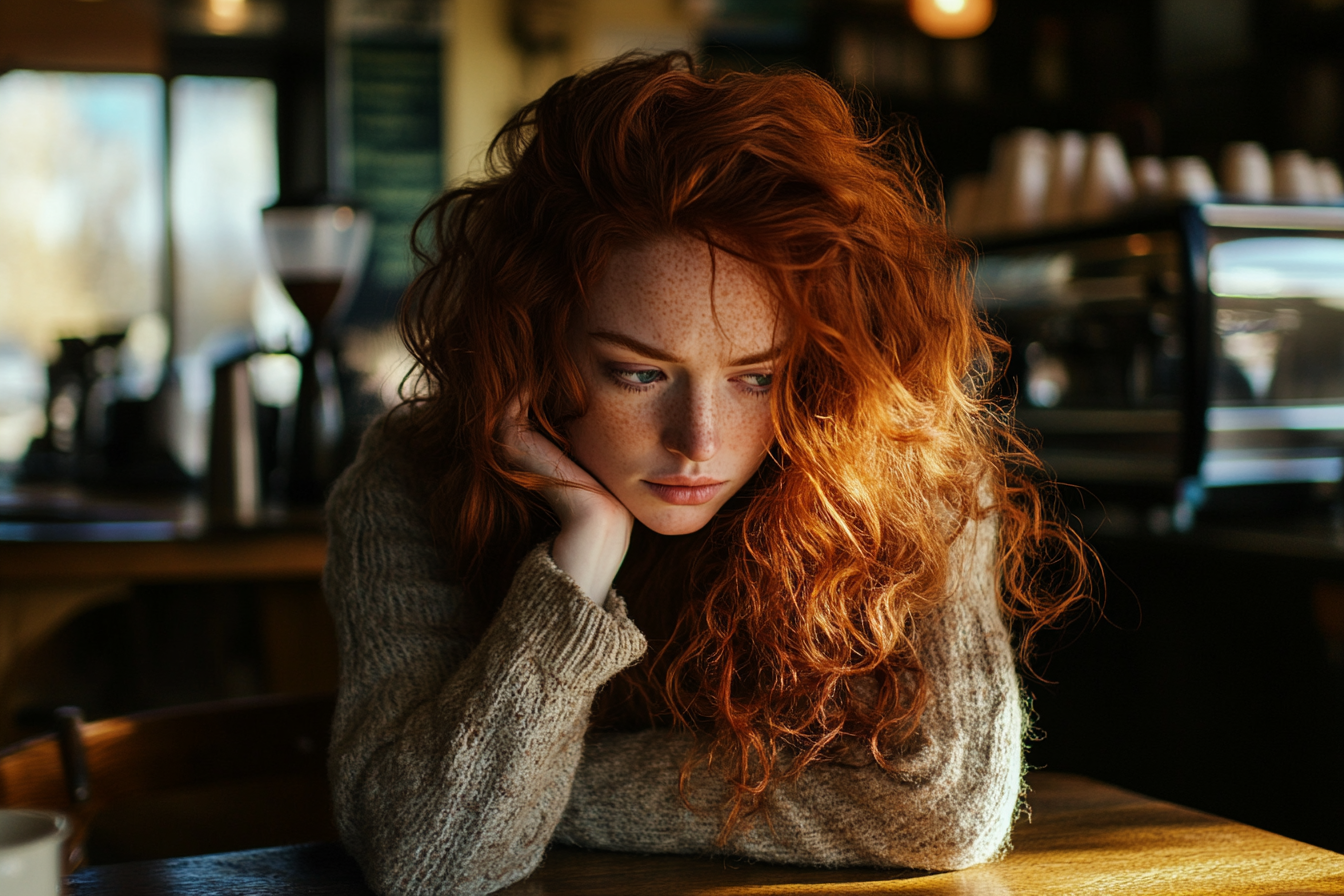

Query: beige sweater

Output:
[323, 423, 1023, 896]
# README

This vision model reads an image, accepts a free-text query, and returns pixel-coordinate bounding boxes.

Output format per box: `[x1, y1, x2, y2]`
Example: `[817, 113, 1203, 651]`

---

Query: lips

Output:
[643, 478, 726, 505]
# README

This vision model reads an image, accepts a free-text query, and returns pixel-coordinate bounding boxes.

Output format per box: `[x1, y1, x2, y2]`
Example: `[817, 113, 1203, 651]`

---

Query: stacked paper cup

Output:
[949, 134, 1344, 237]
[1270, 150, 1344, 202]
[1043, 131, 1087, 227]
[1075, 133, 1136, 221]
[954, 129, 1138, 237]
[1216, 143, 1343, 203]
[1166, 156, 1218, 202]
[1221, 142, 1274, 202]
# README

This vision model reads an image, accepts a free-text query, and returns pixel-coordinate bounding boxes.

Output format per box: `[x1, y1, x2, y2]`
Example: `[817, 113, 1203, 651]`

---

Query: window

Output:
[0, 69, 301, 475]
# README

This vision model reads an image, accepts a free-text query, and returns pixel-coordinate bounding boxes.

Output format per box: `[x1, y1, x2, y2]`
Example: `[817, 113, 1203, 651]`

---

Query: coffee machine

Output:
[260, 202, 373, 505]
[977, 202, 1344, 529]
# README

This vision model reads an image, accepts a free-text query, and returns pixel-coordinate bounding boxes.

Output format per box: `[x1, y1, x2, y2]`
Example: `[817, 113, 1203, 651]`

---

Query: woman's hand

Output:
[499, 399, 633, 607]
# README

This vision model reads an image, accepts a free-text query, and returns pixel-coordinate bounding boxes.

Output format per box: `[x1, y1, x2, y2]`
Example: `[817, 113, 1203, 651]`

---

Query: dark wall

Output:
[1027, 535, 1344, 852]
[710, 0, 1344, 185]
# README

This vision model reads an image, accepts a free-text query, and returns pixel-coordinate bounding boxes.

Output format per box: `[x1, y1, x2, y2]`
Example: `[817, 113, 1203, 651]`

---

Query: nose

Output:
[662, 382, 718, 463]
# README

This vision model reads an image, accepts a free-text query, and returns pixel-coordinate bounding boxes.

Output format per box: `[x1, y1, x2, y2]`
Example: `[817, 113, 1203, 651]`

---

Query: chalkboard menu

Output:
[345, 40, 441, 325]
[341, 39, 440, 326]
[332, 0, 443, 328]
[326, 1, 441, 449]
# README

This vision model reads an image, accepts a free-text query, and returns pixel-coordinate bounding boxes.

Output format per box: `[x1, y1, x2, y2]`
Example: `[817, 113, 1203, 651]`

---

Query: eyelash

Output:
[609, 368, 664, 393]
[605, 367, 774, 397]
[737, 374, 773, 396]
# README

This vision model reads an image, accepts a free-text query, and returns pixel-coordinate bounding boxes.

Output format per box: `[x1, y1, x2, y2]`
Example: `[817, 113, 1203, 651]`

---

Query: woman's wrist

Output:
[551, 510, 633, 607]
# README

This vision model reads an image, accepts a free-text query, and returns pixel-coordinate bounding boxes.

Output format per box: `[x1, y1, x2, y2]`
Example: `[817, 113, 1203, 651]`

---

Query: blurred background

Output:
[1, 0, 1342, 863]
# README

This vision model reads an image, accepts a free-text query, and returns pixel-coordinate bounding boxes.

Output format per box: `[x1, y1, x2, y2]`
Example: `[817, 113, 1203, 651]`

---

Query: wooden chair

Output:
[0, 692, 337, 866]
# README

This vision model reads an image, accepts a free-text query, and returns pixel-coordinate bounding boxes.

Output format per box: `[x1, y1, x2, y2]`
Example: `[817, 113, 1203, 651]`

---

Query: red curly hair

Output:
[396, 52, 1090, 838]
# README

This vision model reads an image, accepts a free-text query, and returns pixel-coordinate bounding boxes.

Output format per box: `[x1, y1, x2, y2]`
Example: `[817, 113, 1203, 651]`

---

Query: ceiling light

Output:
[909, 0, 995, 39]
[206, 0, 250, 36]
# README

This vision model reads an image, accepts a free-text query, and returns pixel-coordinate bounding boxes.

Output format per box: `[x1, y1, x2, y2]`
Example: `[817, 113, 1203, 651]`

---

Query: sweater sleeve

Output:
[553, 514, 1023, 872]
[323, 424, 647, 896]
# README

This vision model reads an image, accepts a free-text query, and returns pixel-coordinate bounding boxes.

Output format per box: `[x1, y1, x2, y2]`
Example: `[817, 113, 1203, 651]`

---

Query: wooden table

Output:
[65, 772, 1344, 895]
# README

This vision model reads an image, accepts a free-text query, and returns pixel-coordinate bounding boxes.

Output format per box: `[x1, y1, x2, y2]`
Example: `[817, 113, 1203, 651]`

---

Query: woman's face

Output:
[566, 235, 782, 536]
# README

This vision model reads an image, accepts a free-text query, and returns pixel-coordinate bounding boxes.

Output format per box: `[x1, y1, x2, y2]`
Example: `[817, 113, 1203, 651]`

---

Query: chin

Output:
[636, 508, 717, 536]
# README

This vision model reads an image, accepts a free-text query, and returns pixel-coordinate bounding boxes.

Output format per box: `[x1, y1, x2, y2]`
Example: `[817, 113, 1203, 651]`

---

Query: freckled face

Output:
[566, 236, 782, 536]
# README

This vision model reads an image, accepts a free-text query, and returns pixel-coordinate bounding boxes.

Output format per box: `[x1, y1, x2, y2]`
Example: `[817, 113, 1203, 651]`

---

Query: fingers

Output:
[496, 394, 633, 537]
[498, 395, 577, 482]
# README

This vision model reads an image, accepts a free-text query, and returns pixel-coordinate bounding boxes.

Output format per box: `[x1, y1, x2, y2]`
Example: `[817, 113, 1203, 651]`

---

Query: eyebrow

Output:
[588, 330, 778, 368]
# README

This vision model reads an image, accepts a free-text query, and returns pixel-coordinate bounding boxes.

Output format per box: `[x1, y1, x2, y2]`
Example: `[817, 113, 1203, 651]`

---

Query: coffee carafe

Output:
[261, 203, 373, 504]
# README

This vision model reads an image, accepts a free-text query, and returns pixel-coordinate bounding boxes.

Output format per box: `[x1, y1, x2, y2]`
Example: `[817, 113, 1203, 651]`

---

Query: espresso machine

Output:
[977, 202, 1344, 529]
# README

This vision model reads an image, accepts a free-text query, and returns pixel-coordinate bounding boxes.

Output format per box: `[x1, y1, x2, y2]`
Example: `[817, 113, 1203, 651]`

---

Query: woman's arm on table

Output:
[554, 516, 1023, 871]
[327, 424, 1018, 892]
[323, 428, 646, 896]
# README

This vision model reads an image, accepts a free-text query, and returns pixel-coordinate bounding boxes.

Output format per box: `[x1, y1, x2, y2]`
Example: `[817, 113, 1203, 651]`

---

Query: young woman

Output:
[323, 52, 1088, 896]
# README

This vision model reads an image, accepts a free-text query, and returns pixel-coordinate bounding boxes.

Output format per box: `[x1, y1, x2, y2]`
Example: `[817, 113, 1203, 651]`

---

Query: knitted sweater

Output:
[323, 422, 1023, 896]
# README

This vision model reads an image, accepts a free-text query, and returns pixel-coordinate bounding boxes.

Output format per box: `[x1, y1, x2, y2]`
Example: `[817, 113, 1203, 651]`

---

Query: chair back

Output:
[0, 693, 336, 864]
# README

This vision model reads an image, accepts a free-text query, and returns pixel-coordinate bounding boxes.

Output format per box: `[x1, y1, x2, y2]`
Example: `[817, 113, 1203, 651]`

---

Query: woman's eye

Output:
[610, 367, 663, 388]
[738, 373, 773, 393]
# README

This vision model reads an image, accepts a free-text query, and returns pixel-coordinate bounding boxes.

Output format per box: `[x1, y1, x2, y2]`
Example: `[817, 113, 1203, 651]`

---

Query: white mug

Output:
[1076, 132, 1134, 221]
[1220, 141, 1273, 202]
[1273, 150, 1322, 202]
[0, 810, 67, 896]
[1131, 155, 1168, 200]
[993, 128, 1054, 233]
[1316, 158, 1343, 202]
[1044, 130, 1086, 227]
[1166, 156, 1219, 202]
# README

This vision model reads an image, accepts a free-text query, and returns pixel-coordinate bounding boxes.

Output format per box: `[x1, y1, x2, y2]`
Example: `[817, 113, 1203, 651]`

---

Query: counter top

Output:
[0, 529, 328, 583]
[0, 484, 327, 582]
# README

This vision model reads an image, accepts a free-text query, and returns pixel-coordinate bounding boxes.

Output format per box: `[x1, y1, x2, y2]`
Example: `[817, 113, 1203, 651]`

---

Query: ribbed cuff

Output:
[497, 543, 647, 691]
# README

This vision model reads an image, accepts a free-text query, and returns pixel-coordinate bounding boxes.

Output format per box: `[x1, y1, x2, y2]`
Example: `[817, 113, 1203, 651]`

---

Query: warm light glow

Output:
[1126, 233, 1153, 257]
[206, 0, 249, 35]
[908, 0, 995, 39]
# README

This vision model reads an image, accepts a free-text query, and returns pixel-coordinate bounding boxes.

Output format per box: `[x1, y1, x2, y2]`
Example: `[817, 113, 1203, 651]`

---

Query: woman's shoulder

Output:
[947, 511, 998, 596]
[326, 410, 434, 534]
[323, 411, 468, 620]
